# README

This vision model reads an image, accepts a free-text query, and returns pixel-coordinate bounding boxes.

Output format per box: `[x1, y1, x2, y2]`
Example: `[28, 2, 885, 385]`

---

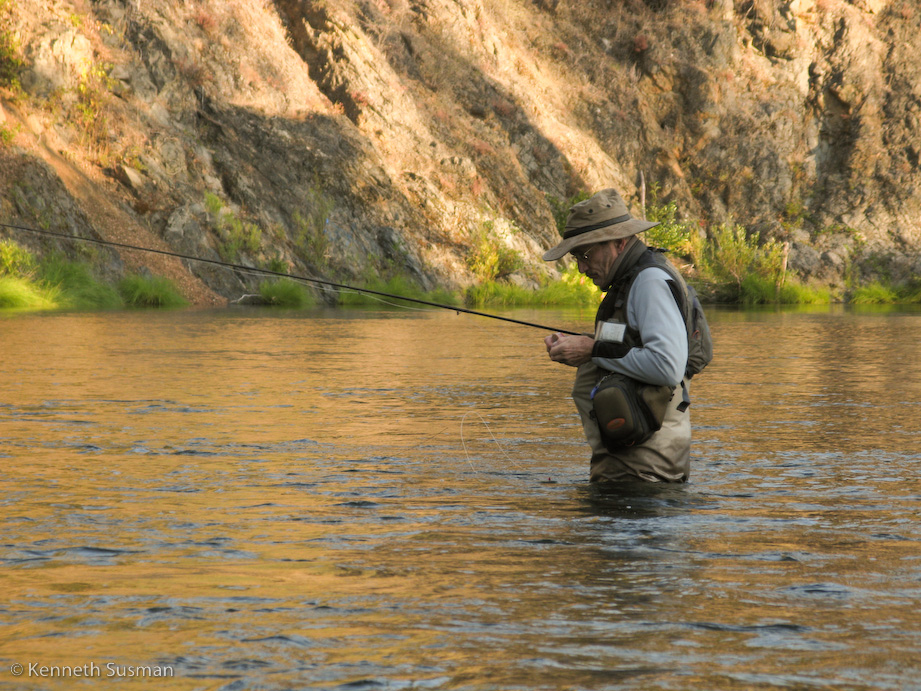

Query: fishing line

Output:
[460, 410, 525, 473]
[0, 221, 580, 335]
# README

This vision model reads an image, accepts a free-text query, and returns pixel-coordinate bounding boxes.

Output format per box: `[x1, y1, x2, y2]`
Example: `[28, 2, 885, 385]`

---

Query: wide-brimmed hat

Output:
[542, 188, 659, 261]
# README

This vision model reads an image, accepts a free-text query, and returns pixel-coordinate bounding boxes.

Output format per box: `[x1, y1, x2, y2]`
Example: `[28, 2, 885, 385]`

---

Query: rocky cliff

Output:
[2, 0, 919, 304]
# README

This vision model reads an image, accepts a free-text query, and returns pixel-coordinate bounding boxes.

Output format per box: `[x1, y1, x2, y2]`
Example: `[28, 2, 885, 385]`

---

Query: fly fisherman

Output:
[542, 188, 693, 483]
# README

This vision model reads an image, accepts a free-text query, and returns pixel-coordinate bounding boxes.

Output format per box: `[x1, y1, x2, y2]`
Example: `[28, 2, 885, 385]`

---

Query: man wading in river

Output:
[543, 188, 702, 483]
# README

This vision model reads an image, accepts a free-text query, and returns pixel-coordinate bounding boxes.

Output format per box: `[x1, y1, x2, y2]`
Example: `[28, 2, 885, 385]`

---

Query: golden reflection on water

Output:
[1, 306, 920, 689]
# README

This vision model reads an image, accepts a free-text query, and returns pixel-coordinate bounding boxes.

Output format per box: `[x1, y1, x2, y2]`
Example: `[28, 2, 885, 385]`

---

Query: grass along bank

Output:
[466, 264, 599, 308]
[256, 278, 315, 308]
[0, 239, 186, 310]
[335, 275, 457, 308]
[6, 192, 921, 314]
[0, 238, 459, 313]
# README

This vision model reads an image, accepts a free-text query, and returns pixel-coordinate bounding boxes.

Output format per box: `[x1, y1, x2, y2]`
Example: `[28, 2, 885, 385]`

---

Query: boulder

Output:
[21, 28, 93, 97]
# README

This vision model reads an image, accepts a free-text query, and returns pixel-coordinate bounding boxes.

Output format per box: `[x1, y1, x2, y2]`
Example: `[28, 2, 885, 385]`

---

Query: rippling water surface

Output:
[1, 306, 920, 690]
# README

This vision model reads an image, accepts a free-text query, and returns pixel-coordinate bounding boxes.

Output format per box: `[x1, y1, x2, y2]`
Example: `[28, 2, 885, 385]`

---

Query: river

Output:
[1, 305, 920, 690]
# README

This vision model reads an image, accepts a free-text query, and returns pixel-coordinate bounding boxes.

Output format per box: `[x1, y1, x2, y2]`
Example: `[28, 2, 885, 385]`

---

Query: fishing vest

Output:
[593, 245, 713, 384]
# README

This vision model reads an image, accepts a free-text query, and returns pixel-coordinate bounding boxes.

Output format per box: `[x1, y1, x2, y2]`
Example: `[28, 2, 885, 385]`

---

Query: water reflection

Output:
[1, 306, 920, 689]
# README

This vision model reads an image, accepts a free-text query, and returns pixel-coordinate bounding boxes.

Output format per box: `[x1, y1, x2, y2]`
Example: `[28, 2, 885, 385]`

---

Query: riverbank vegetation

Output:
[466, 265, 599, 308]
[117, 273, 187, 308]
[257, 277, 314, 308]
[464, 187, 830, 308]
[0, 239, 185, 310]
[4, 189, 921, 315]
[335, 275, 457, 308]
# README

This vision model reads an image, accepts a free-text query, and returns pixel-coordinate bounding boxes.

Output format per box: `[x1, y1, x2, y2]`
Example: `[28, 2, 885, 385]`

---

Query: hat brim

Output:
[542, 219, 659, 261]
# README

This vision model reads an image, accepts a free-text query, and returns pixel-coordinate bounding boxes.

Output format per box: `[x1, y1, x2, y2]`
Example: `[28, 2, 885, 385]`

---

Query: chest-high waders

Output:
[571, 246, 693, 483]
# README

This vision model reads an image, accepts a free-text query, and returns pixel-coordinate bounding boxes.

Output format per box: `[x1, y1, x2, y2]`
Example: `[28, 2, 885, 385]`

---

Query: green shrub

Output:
[702, 223, 755, 289]
[294, 184, 334, 267]
[0, 0, 23, 87]
[782, 198, 809, 233]
[0, 239, 37, 277]
[466, 221, 523, 280]
[118, 274, 187, 308]
[698, 223, 786, 301]
[203, 193, 262, 261]
[204, 192, 224, 217]
[0, 122, 19, 146]
[73, 62, 115, 154]
[265, 255, 287, 274]
[537, 270, 601, 306]
[258, 278, 314, 308]
[643, 183, 694, 256]
[219, 216, 261, 262]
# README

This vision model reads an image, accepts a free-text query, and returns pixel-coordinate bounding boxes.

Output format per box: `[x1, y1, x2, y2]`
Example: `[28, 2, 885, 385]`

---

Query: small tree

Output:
[466, 221, 523, 280]
[701, 223, 786, 300]
[643, 183, 693, 256]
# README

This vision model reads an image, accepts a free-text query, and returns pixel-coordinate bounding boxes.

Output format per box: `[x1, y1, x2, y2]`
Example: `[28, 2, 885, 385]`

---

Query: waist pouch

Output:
[590, 373, 675, 450]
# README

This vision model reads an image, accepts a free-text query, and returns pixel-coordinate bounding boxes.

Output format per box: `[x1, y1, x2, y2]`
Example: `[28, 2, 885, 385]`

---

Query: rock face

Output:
[1, 0, 919, 300]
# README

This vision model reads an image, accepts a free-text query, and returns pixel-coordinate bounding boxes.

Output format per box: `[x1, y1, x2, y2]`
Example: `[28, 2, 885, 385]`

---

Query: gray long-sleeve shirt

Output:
[592, 267, 687, 387]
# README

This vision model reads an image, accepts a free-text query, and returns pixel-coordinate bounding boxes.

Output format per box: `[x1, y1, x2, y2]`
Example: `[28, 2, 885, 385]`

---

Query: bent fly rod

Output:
[0, 221, 581, 335]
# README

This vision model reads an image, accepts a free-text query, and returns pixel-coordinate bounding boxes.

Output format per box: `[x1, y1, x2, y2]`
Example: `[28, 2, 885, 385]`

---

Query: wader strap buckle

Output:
[677, 380, 691, 413]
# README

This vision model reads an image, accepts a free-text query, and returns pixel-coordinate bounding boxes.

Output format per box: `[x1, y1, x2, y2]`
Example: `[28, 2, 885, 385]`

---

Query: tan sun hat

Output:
[542, 188, 659, 261]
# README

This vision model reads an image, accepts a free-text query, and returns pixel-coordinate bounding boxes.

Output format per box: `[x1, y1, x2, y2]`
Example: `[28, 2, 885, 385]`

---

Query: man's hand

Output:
[544, 332, 594, 367]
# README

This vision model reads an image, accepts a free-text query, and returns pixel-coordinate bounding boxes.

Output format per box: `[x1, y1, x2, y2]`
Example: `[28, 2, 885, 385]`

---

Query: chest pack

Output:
[590, 248, 713, 450]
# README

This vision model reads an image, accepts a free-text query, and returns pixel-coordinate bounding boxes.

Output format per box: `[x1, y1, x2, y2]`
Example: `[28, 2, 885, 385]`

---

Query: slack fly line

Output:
[0, 221, 581, 335]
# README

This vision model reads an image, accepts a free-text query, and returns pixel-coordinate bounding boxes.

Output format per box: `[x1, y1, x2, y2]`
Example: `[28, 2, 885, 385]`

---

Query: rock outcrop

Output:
[1, 0, 919, 302]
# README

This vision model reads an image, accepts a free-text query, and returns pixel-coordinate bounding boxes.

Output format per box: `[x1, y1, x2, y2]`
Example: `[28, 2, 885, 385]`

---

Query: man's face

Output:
[570, 240, 622, 287]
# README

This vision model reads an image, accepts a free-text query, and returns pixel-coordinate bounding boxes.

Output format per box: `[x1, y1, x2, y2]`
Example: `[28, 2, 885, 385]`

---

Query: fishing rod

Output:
[0, 221, 581, 335]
